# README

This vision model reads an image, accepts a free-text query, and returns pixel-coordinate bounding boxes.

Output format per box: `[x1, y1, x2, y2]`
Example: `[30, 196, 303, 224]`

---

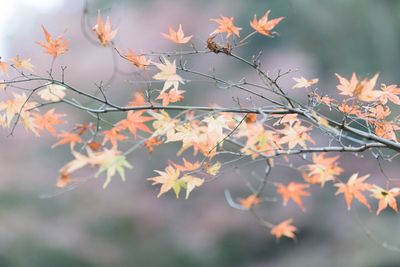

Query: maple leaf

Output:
[368, 105, 390, 120]
[88, 141, 102, 151]
[125, 49, 150, 69]
[56, 171, 74, 188]
[37, 25, 68, 59]
[37, 84, 66, 102]
[303, 153, 343, 187]
[334, 173, 372, 210]
[20, 112, 39, 136]
[0, 93, 38, 134]
[33, 109, 66, 135]
[0, 59, 8, 76]
[144, 137, 162, 154]
[279, 121, 315, 149]
[292, 77, 319, 89]
[102, 128, 126, 147]
[370, 185, 400, 215]
[148, 165, 183, 198]
[374, 121, 399, 141]
[181, 175, 204, 199]
[173, 158, 200, 172]
[203, 115, 230, 140]
[92, 10, 118, 46]
[152, 57, 184, 93]
[379, 83, 400, 105]
[73, 122, 96, 135]
[52, 131, 83, 148]
[95, 152, 132, 189]
[166, 122, 201, 155]
[271, 113, 299, 126]
[250, 10, 284, 36]
[276, 182, 310, 211]
[116, 110, 153, 137]
[205, 161, 221, 176]
[310, 93, 336, 106]
[0, 93, 36, 127]
[127, 92, 147, 106]
[210, 16, 242, 38]
[271, 218, 297, 240]
[335, 73, 381, 102]
[60, 150, 90, 174]
[0, 114, 8, 128]
[0, 80, 6, 90]
[338, 103, 362, 117]
[238, 194, 262, 209]
[245, 113, 257, 124]
[156, 88, 185, 106]
[11, 56, 34, 72]
[236, 122, 280, 159]
[162, 24, 193, 44]
[151, 110, 179, 138]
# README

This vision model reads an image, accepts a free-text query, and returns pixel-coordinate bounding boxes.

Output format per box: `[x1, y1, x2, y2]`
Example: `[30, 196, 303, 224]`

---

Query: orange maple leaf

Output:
[334, 173, 372, 210]
[73, 123, 96, 136]
[127, 92, 147, 106]
[338, 103, 363, 117]
[162, 24, 193, 44]
[271, 218, 297, 240]
[102, 128, 126, 147]
[302, 153, 343, 187]
[37, 26, 68, 59]
[125, 49, 150, 69]
[279, 121, 315, 149]
[92, 11, 118, 46]
[210, 16, 242, 38]
[156, 88, 185, 106]
[173, 158, 200, 172]
[368, 105, 390, 120]
[276, 182, 310, 211]
[0, 59, 8, 76]
[250, 10, 284, 36]
[335, 73, 381, 102]
[374, 121, 399, 141]
[379, 83, 400, 105]
[52, 131, 83, 148]
[56, 171, 74, 188]
[238, 194, 262, 209]
[116, 110, 153, 137]
[88, 141, 102, 151]
[271, 113, 299, 126]
[33, 109, 66, 135]
[370, 185, 400, 215]
[245, 113, 257, 124]
[144, 137, 162, 154]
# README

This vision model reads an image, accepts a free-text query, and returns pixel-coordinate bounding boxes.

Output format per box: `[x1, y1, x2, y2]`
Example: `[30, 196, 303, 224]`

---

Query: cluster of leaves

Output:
[1, 9, 400, 241]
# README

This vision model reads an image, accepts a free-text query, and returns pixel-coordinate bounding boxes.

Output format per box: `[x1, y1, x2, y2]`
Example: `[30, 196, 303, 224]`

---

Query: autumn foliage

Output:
[1, 8, 400, 242]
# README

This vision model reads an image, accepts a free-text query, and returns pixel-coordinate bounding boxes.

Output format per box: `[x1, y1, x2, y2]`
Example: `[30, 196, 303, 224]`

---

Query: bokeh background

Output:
[1, 0, 400, 266]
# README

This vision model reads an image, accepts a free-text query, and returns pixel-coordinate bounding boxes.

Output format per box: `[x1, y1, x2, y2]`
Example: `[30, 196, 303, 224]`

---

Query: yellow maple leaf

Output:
[181, 175, 204, 199]
[37, 84, 66, 102]
[148, 165, 182, 198]
[292, 77, 318, 89]
[11, 56, 34, 72]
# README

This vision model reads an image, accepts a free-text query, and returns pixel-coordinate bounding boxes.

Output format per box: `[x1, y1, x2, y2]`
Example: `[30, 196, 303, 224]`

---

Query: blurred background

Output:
[1, 0, 400, 266]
